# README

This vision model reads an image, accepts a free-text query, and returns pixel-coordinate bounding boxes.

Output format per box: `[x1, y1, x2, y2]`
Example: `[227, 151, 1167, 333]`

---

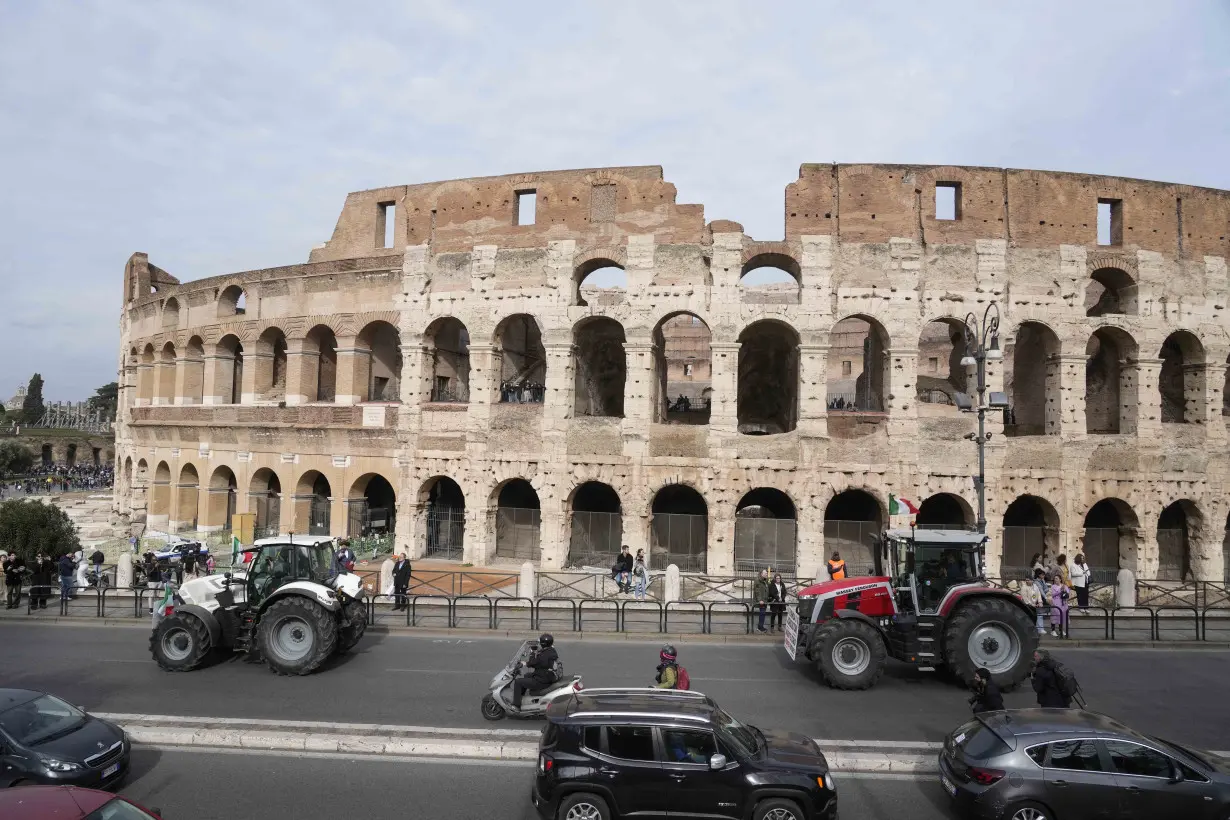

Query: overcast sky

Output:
[1, 1, 1227, 401]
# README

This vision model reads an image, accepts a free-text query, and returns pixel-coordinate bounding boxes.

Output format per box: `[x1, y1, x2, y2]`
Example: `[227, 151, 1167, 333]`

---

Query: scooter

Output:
[481, 639, 582, 721]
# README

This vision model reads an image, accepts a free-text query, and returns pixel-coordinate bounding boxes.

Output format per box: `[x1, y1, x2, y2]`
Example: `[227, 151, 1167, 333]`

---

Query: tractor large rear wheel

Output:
[812, 618, 887, 690]
[258, 596, 338, 675]
[150, 612, 212, 672]
[943, 597, 1038, 690]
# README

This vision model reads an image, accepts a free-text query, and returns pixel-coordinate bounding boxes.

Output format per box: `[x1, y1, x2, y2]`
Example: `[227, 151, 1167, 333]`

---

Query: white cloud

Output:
[0, 0, 1227, 396]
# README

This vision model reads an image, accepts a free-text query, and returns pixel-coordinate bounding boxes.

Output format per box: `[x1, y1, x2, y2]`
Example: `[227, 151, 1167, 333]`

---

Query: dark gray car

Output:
[939, 709, 1230, 820]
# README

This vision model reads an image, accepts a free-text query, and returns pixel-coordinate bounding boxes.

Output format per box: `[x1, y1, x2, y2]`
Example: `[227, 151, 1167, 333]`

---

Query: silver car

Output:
[939, 709, 1230, 820]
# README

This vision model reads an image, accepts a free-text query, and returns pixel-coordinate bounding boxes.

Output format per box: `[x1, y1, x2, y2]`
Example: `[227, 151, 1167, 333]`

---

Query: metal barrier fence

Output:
[13, 586, 1230, 643]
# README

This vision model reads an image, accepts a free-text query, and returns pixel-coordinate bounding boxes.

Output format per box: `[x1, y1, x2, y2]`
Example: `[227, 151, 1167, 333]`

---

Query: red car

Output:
[0, 785, 162, 819]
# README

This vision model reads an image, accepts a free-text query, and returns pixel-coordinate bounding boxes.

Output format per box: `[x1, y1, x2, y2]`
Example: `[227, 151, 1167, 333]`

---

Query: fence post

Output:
[665, 564, 681, 602]
[1116, 568, 1136, 609]
[117, 553, 133, 588]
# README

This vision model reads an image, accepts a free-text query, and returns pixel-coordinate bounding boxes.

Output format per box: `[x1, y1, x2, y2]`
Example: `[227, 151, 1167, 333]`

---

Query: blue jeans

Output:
[758, 604, 767, 630]
[634, 575, 646, 599]
[59, 575, 73, 600]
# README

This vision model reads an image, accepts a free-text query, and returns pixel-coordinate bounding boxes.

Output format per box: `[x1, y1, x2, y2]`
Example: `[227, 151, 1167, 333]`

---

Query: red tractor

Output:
[786, 528, 1038, 690]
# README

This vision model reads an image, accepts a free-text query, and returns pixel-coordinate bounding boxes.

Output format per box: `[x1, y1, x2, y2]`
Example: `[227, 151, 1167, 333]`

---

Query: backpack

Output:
[1052, 661, 1083, 705]
[674, 665, 690, 691]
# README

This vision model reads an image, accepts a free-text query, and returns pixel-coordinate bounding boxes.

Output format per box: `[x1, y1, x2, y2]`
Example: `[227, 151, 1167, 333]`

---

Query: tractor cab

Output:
[877, 528, 988, 615]
[244, 537, 339, 607]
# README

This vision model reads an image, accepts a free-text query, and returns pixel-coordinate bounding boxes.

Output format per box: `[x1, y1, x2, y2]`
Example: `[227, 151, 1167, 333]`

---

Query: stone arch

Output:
[174, 463, 200, 531]
[494, 314, 546, 404]
[1085, 326, 1139, 434]
[425, 317, 471, 403]
[149, 461, 173, 524]
[304, 325, 338, 403]
[178, 336, 204, 405]
[1159, 330, 1206, 424]
[917, 493, 975, 529]
[492, 478, 542, 562]
[356, 320, 402, 402]
[1082, 498, 1140, 577]
[249, 467, 283, 537]
[734, 487, 798, 574]
[1086, 267, 1138, 317]
[157, 341, 177, 404]
[218, 284, 247, 318]
[650, 483, 708, 572]
[204, 465, 238, 530]
[1001, 494, 1061, 571]
[738, 318, 800, 434]
[568, 480, 623, 568]
[574, 253, 627, 307]
[347, 472, 397, 536]
[216, 334, 244, 404]
[255, 326, 289, 400]
[916, 318, 972, 409]
[573, 316, 626, 417]
[740, 250, 801, 305]
[823, 489, 883, 573]
[1158, 499, 1202, 581]
[1005, 321, 1061, 436]
[162, 297, 180, 328]
[654, 311, 711, 424]
[294, 469, 333, 535]
[827, 314, 890, 414]
[421, 475, 466, 559]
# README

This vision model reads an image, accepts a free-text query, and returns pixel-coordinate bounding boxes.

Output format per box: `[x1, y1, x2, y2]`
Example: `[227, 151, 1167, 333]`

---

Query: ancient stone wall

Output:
[113, 164, 1230, 581]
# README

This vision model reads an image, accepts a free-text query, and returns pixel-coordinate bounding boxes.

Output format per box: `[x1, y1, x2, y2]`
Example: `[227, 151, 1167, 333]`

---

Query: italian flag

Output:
[231, 534, 242, 569]
[152, 584, 175, 625]
[889, 494, 919, 515]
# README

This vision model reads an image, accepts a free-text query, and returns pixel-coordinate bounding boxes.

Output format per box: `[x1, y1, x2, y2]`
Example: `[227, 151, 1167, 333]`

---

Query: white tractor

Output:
[149, 535, 368, 676]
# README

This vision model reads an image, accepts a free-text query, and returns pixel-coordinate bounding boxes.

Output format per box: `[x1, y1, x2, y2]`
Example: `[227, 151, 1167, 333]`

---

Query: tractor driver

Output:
[511, 633, 558, 711]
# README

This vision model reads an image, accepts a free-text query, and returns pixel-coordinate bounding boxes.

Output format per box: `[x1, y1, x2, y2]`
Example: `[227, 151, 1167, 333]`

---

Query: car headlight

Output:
[37, 754, 83, 772]
[823, 772, 835, 792]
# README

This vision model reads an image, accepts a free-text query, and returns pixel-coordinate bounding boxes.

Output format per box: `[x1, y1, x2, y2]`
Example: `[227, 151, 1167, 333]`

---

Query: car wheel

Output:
[557, 792, 610, 820]
[754, 797, 804, 820]
[149, 612, 213, 671]
[1005, 801, 1053, 820]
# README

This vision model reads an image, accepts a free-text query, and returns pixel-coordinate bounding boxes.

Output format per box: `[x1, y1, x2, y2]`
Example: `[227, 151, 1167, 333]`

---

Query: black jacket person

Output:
[1031, 651, 1070, 708]
[969, 668, 1004, 714]
[512, 634, 559, 709]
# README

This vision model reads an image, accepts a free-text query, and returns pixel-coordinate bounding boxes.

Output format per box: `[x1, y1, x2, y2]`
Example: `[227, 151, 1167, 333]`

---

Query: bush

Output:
[0, 441, 35, 477]
[0, 499, 81, 563]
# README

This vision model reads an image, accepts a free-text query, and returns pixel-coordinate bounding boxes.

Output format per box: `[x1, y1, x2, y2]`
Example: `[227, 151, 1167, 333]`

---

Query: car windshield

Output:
[1154, 736, 1211, 770]
[713, 707, 760, 758]
[84, 798, 159, 820]
[0, 694, 86, 746]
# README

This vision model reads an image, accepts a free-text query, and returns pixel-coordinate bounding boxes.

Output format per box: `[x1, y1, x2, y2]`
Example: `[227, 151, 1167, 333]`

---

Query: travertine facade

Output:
[112, 164, 1230, 581]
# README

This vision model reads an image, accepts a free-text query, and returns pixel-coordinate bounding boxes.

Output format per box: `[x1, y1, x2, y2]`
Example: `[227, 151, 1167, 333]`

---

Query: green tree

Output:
[0, 441, 35, 477]
[87, 382, 119, 419]
[0, 499, 80, 563]
[21, 373, 45, 424]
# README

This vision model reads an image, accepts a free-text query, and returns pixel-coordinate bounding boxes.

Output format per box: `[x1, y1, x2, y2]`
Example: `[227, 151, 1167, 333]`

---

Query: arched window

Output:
[357, 321, 402, 402]
[425, 318, 470, 404]
[1001, 495, 1061, 572]
[738, 320, 799, 434]
[827, 316, 890, 414]
[218, 285, 247, 317]
[1085, 268, 1137, 317]
[916, 320, 972, 409]
[739, 253, 800, 305]
[295, 471, 332, 535]
[823, 490, 882, 574]
[423, 477, 465, 559]
[494, 479, 541, 562]
[568, 482, 622, 568]
[348, 473, 396, 538]
[495, 315, 545, 404]
[734, 488, 797, 574]
[1158, 501, 1201, 581]
[1159, 331, 1205, 424]
[573, 317, 626, 417]
[650, 485, 708, 572]
[1006, 322, 1061, 436]
[574, 259, 626, 307]
[1086, 328, 1138, 434]
[917, 494, 973, 530]
[655, 313, 710, 424]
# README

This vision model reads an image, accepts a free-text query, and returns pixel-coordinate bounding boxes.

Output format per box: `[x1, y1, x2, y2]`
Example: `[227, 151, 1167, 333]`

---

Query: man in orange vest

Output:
[827, 552, 847, 581]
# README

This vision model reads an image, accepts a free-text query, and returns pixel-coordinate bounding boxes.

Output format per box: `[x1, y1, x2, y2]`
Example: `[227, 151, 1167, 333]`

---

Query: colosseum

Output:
[112, 164, 1230, 583]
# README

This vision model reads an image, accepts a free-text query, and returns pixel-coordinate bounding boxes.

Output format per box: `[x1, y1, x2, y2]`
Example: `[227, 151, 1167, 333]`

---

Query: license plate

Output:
[941, 773, 956, 796]
[103, 763, 120, 778]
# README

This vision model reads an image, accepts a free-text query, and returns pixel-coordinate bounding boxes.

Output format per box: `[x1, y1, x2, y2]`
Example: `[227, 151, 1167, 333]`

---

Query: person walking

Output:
[969, 667, 1004, 714]
[754, 569, 771, 633]
[827, 552, 847, 581]
[768, 572, 787, 632]
[1049, 571, 1069, 638]
[631, 555, 648, 600]
[391, 553, 412, 610]
[1031, 650, 1071, 708]
[1071, 553, 1091, 609]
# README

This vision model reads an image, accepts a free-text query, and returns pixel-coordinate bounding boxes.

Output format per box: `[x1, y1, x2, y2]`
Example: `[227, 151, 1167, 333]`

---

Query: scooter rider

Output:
[512, 634, 558, 711]
[655, 644, 679, 689]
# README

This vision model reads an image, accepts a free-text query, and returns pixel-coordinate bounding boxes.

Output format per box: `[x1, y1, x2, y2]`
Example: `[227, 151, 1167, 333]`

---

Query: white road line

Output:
[94, 713, 541, 738]
[384, 668, 486, 674]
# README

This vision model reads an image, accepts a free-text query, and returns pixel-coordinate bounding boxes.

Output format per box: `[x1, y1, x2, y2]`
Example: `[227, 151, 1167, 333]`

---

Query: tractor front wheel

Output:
[337, 600, 368, 653]
[150, 612, 212, 672]
[943, 597, 1038, 690]
[258, 596, 339, 675]
[813, 618, 887, 690]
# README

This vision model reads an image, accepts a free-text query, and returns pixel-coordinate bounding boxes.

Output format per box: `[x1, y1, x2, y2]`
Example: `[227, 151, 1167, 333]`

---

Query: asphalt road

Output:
[118, 748, 953, 820]
[3, 622, 1229, 750]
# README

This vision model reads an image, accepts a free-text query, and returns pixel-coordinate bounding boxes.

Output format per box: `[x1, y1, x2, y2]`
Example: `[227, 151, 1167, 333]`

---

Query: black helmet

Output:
[974, 667, 992, 682]
[539, 633, 554, 648]
[660, 644, 677, 663]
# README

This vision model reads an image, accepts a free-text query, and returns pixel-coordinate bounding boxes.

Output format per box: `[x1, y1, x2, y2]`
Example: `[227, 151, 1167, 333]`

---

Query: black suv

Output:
[531, 688, 837, 820]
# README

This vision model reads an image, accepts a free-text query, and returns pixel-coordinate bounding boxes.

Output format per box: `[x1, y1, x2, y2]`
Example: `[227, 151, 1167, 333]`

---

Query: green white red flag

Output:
[889, 494, 919, 515]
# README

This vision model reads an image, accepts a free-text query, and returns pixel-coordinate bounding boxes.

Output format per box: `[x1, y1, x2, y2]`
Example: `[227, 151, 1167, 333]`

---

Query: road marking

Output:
[385, 668, 486, 674]
[94, 713, 541, 738]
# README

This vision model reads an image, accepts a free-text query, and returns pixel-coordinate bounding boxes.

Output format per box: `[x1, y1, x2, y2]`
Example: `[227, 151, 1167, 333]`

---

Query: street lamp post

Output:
[958, 303, 1005, 535]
